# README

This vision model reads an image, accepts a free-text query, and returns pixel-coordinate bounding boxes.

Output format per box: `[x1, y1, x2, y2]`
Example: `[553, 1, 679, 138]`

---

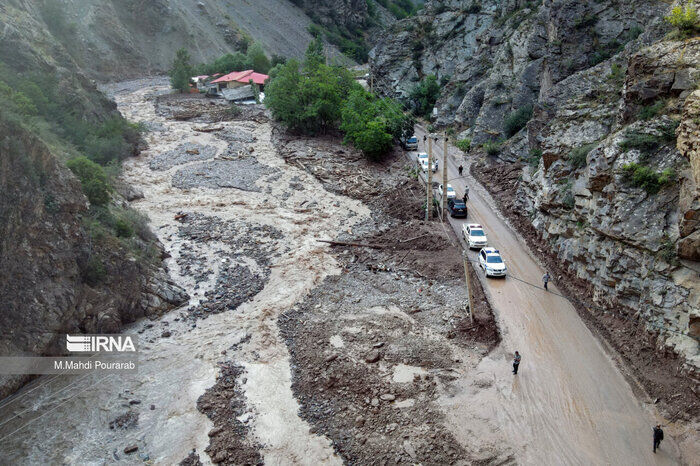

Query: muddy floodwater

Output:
[0, 78, 694, 465]
[0, 79, 367, 464]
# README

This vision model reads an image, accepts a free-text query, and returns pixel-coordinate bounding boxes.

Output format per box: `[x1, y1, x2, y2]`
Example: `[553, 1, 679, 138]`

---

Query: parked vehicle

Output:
[478, 247, 507, 278]
[447, 199, 468, 218]
[437, 183, 456, 200]
[462, 223, 488, 249]
[402, 136, 418, 150]
[417, 153, 437, 172]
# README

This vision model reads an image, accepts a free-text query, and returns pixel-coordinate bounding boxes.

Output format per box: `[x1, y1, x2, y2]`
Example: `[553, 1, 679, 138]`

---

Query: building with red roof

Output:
[210, 70, 269, 92]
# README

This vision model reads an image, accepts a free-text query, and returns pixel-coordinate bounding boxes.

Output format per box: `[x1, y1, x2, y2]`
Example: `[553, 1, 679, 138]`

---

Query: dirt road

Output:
[412, 127, 681, 465]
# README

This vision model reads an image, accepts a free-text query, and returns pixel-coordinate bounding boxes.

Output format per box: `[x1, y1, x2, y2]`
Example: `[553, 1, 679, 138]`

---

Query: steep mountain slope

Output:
[2, 0, 351, 82]
[0, 0, 189, 399]
[370, 0, 699, 378]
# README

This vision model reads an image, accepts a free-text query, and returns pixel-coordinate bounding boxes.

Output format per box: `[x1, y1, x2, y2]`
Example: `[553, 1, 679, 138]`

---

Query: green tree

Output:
[170, 48, 193, 93]
[340, 88, 412, 159]
[246, 42, 271, 74]
[305, 37, 325, 69]
[265, 41, 355, 134]
[353, 120, 393, 158]
[66, 156, 111, 206]
[409, 75, 440, 118]
[202, 52, 249, 74]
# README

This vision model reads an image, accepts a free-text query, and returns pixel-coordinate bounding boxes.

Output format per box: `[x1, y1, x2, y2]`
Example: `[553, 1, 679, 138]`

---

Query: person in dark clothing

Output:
[458, 165, 464, 176]
[653, 425, 664, 453]
[542, 271, 550, 291]
[513, 351, 521, 374]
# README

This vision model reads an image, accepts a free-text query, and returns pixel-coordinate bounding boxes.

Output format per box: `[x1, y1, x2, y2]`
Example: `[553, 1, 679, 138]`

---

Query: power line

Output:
[0, 373, 114, 444]
[0, 371, 94, 430]
[0, 375, 61, 410]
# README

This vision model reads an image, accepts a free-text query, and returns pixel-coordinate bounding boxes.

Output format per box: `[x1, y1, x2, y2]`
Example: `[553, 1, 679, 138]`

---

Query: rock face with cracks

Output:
[373, 0, 699, 373]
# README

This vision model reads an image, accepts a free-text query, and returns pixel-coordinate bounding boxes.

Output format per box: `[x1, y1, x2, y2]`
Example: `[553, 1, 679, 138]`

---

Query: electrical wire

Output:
[0, 371, 95, 429]
[0, 373, 114, 443]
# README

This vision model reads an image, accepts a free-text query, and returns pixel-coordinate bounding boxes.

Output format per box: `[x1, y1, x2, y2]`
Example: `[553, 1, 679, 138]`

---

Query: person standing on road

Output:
[513, 351, 521, 374]
[653, 425, 664, 453]
[458, 164, 464, 176]
[542, 271, 550, 291]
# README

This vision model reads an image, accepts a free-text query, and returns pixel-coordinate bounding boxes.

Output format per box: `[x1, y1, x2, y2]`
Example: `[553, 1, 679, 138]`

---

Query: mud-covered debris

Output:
[109, 411, 138, 430]
[364, 350, 381, 363]
[123, 444, 138, 454]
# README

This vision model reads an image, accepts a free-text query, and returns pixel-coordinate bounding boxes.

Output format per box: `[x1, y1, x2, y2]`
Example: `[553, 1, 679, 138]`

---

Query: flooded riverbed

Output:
[0, 78, 367, 464]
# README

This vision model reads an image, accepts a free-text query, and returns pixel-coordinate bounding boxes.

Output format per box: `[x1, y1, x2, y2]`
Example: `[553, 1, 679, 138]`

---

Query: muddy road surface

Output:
[411, 126, 686, 465]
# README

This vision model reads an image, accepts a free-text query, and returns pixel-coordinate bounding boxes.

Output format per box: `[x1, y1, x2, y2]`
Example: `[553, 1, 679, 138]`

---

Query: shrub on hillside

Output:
[504, 104, 533, 138]
[621, 163, 675, 194]
[568, 143, 596, 168]
[82, 257, 106, 286]
[66, 156, 111, 206]
[619, 121, 678, 157]
[483, 141, 501, 156]
[638, 100, 666, 120]
[666, 3, 700, 39]
[455, 138, 471, 153]
[114, 217, 134, 238]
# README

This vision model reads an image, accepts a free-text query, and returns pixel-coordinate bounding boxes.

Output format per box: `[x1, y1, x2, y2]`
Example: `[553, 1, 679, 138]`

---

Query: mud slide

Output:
[0, 79, 367, 464]
[413, 126, 683, 465]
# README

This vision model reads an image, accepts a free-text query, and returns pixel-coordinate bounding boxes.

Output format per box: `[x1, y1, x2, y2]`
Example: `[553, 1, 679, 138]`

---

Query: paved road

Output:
[411, 127, 681, 465]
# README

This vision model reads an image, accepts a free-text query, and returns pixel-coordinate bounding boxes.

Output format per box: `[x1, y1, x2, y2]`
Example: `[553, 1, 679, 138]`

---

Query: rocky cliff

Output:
[0, 115, 187, 399]
[371, 0, 699, 371]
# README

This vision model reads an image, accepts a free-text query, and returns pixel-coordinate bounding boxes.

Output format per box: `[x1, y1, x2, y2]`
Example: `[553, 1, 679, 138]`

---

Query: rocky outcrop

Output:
[677, 90, 700, 263]
[293, 0, 371, 30]
[373, 1, 700, 368]
[0, 117, 187, 399]
[526, 42, 700, 369]
[370, 0, 667, 142]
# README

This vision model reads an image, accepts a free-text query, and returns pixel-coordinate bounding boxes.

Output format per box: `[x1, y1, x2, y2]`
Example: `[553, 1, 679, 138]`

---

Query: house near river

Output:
[197, 70, 269, 102]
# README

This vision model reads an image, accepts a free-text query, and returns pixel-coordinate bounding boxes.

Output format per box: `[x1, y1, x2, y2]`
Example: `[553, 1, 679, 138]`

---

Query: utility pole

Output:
[425, 135, 433, 221]
[463, 251, 474, 324]
[442, 132, 448, 220]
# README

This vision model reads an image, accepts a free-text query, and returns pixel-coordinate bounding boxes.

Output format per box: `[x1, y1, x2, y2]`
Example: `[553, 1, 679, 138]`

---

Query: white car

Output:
[437, 183, 456, 200]
[478, 247, 507, 278]
[463, 223, 488, 249]
[417, 153, 438, 172]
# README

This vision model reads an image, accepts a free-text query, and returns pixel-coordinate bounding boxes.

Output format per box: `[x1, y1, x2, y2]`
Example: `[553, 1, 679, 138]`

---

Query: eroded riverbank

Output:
[0, 78, 503, 464]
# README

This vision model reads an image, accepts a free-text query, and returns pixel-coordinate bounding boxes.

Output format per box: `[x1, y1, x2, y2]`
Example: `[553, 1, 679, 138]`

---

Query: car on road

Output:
[417, 153, 438, 172]
[462, 223, 488, 249]
[447, 199, 467, 218]
[437, 183, 456, 200]
[478, 247, 507, 277]
[402, 135, 418, 150]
